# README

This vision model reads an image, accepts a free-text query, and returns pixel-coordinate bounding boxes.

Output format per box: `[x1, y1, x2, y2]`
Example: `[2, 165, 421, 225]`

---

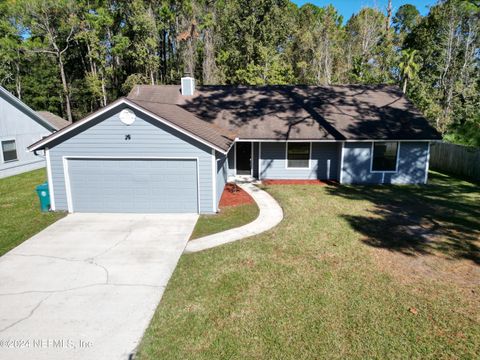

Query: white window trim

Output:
[339, 142, 345, 184]
[62, 156, 201, 214]
[251, 142, 254, 177]
[233, 142, 237, 176]
[370, 141, 400, 174]
[258, 142, 262, 180]
[285, 142, 312, 169]
[1, 138, 19, 163]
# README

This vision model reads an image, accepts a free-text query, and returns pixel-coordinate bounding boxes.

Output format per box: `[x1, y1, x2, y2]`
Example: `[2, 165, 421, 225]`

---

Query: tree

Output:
[398, 49, 420, 93]
[393, 4, 421, 35]
[215, 0, 294, 84]
[404, 0, 479, 136]
[1, 0, 477, 145]
[199, 2, 219, 85]
[76, 0, 114, 107]
[345, 7, 389, 83]
[0, 1, 23, 97]
[289, 4, 343, 84]
[124, 0, 159, 85]
[19, 0, 78, 122]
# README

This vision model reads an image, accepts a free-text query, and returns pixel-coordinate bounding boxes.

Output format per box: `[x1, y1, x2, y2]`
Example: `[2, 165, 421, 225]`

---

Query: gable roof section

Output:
[128, 84, 441, 141]
[127, 99, 234, 151]
[28, 98, 235, 153]
[36, 111, 70, 130]
[0, 86, 57, 132]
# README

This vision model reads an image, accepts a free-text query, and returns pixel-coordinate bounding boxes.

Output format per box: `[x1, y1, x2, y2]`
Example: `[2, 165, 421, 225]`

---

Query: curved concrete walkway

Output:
[184, 183, 283, 253]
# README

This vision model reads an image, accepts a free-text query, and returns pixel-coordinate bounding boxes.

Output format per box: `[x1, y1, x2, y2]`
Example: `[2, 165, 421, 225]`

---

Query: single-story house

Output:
[0, 86, 69, 179]
[28, 77, 440, 214]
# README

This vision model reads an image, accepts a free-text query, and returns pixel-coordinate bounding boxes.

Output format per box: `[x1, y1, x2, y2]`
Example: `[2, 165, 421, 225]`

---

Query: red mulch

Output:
[262, 179, 336, 185]
[219, 183, 255, 208]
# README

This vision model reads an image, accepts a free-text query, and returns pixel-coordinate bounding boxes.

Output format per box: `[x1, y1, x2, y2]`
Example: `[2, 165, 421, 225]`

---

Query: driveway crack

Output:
[5, 253, 110, 291]
[91, 227, 135, 259]
[85, 258, 110, 284]
[0, 283, 163, 297]
[0, 294, 51, 333]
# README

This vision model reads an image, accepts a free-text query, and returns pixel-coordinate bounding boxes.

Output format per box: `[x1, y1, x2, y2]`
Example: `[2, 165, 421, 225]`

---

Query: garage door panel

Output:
[68, 158, 198, 213]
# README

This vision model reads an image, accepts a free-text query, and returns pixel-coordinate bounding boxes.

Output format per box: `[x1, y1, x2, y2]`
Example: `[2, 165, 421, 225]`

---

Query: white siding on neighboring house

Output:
[0, 89, 53, 178]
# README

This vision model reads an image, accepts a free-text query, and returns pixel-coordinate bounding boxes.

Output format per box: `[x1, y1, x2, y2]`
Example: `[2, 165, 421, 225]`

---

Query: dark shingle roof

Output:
[128, 84, 441, 141]
[36, 111, 70, 130]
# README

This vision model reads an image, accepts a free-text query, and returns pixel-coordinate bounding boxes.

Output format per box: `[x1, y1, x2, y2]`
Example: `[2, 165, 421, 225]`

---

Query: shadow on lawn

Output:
[327, 172, 480, 264]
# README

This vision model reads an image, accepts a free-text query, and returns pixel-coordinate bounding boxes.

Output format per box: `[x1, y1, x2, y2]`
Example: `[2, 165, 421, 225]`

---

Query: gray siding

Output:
[49, 106, 215, 213]
[341, 141, 429, 184]
[259, 142, 340, 180]
[0, 94, 51, 178]
[216, 152, 228, 210]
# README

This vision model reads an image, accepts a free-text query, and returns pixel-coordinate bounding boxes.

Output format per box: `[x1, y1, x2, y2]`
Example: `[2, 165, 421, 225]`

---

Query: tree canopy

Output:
[1, 0, 478, 146]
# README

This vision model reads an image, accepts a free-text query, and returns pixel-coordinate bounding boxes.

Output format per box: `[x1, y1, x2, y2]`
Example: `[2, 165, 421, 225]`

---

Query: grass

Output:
[0, 169, 66, 257]
[138, 171, 479, 359]
[190, 203, 259, 240]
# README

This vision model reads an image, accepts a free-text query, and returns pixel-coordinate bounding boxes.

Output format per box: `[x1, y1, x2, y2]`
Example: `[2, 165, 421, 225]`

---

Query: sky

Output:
[291, 0, 435, 21]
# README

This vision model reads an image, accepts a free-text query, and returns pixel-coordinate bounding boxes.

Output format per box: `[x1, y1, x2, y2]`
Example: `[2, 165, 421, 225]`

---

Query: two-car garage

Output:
[29, 99, 233, 214]
[65, 158, 199, 213]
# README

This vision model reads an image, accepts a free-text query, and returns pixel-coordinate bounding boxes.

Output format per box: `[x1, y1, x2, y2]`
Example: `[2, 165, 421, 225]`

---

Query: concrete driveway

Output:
[0, 213, 198, 360]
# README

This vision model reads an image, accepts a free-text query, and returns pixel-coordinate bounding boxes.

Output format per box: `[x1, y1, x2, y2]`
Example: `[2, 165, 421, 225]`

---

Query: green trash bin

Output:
[36, 182, 50, 212]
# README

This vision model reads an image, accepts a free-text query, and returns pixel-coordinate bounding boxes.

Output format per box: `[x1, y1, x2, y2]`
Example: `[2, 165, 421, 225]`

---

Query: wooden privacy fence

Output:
[430, 142, 480, 181]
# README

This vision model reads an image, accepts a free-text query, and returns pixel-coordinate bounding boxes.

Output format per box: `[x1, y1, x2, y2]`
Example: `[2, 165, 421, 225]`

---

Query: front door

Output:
[236, 142, 251, 175]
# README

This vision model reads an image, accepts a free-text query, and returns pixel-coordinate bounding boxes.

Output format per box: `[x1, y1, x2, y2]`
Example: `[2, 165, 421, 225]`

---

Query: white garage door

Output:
[67, 158, 198, 213]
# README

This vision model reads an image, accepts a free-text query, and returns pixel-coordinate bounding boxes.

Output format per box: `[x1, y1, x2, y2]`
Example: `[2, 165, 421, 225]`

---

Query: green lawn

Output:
[138, 171, 479, 359]
[0, 169, 66, 256]
[190, 203, 259, 240]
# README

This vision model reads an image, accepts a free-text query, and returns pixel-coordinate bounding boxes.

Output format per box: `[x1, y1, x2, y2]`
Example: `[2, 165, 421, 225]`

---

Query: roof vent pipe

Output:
[181, 76, 195, 96]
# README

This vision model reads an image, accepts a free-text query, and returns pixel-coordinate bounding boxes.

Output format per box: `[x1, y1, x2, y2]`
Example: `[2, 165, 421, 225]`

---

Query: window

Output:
[287, 143, 310, 168]
[2, 140, 18, 162]
[372, 142, 398, 172]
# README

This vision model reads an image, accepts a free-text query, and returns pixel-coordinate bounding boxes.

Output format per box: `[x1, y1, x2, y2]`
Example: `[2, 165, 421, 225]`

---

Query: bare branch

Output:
[60, 25, 76, 55]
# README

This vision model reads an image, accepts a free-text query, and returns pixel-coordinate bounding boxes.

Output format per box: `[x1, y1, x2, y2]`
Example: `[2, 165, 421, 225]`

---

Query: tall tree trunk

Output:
[58, 54, 73, 122]
[161, 30, 167, 83]
[402, 78, 407, 94]
[15, 60, 21, 100]
[386, 0, 392, 32]
[85, 41, 96, 75]
[203, 27, 217, 84]
[101, 72, 107, 107]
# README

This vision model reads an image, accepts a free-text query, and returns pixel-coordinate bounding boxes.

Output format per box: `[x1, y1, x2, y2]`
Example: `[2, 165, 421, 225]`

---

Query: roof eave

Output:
[28, 98, 231, 154]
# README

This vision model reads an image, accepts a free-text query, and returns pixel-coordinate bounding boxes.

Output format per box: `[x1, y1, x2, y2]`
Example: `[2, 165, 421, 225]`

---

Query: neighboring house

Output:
[0, 86, 67, 179]
[28, 77, 440, 214]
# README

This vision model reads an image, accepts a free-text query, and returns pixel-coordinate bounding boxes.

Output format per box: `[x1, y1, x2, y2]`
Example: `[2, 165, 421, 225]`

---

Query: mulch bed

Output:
[262, 179, 335, 185]
[219, 183, 255, 208]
